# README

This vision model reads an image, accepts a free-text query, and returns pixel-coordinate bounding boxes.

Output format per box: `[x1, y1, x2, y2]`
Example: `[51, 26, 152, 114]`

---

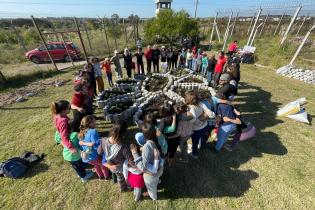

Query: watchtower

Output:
[155, 0, 172, 16]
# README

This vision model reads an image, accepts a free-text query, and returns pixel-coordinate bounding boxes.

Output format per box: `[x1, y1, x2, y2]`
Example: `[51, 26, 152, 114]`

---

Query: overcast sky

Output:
[0, 0, 314, 18]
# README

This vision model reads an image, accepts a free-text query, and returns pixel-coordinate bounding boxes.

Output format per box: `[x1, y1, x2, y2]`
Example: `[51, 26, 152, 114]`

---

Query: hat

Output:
[135, 132, 145, 146]
[220, 73, 230, 81]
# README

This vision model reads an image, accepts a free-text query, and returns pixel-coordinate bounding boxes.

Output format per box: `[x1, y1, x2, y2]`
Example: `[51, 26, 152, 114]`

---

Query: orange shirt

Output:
[101, 62, 112, 74]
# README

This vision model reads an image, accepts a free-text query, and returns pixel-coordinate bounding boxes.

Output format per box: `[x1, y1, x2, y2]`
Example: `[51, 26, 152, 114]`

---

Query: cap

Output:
[135, 132, 145, 146]
[220, 73, 230, 81]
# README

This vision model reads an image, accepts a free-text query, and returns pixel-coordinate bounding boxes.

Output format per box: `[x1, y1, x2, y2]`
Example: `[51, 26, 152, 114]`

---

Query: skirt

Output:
[128, 172, 145, 188]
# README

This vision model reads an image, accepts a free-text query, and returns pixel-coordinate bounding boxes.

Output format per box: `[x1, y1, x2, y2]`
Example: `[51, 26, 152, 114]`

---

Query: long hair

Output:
[51, 100, 70, 115]
[185, 90, 200, 106]
[79, 115, 95, 139]
[109, 121, 127, 144]
[142, 123, 162, 154]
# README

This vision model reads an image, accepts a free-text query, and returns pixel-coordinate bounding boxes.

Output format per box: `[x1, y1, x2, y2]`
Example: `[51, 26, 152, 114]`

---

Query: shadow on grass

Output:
[158, 82, 287, 199]
[24, 162, 49, 178]
[0, 106, 49, 111]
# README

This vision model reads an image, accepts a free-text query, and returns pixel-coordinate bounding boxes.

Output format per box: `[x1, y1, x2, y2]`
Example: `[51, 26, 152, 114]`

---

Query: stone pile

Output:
[276, 65, 315, 85]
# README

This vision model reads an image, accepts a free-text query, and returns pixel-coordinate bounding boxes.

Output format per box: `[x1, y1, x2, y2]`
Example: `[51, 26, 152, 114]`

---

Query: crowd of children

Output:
[51, 41, 249, 201]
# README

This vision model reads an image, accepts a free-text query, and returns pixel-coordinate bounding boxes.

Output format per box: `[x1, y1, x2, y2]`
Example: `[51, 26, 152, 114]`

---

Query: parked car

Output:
[25, 42, 81, 64]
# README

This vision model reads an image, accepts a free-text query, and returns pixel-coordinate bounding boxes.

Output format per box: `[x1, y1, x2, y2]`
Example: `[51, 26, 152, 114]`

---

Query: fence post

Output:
[11, 20, 27, 53]
[229, 12, 238, 38]
[209, 12, 218, 43]
[74, 17, 89, 62]
[274, 13, 285, 35]
[222, 11, 233, 51]
[82, 22, 93, 51]
[250, 22, 263, 46]
[30, 15, 58, 71]
[280, 6, 302, 46]
[289, 24, 315, 65]
[60, 33, 74, 66]
[215, 24, 221, 43]
[259, 13, 269, 37]
[296, 16, 307, 37]
[247, 12, 256, 35]
[123, 18, 128, 47]
[247, 8, 262, 46]
[101, 17, 111, 56]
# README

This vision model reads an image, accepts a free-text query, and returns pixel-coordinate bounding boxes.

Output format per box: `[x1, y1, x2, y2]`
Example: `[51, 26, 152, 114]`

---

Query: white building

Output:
[155, 0, 172, 16]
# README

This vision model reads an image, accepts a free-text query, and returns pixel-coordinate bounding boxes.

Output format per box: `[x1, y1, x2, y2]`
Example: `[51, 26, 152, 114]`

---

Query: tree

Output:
[144, 10, 199, 45]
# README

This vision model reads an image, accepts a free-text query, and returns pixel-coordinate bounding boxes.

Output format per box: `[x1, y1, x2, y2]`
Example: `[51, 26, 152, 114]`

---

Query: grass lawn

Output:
[0, 63, 315, 210]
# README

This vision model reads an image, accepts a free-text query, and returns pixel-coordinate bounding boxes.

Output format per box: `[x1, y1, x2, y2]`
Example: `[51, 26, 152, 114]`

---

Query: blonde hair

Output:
[79, 115, 95, 139]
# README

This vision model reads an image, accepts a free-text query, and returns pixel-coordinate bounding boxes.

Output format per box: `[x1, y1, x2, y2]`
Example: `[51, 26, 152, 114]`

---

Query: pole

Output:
[215, 24, 221, 42]
[222, 11, 233, 51]
[259, 13, 269, 37]
[250, 22, 263, 46]
[136, 18, 139, 40]
[229, 12, 238, 38]
[74, 17, 89, 62]
[209, 12, 218, 43]
[289, 25, 315, 65]
[101, 17, 111, 56]
[133, 22, 137, 47]
[274, 13, 285, 35]
[296, 16, 306, 37]
[280, 6, 302, 45]
[123, 18, 128, 47]
[30, 15, 58, 71]
[60, 33, 74, 66]
[194, 0, 199, 19]
[82, 22, 92, 51]
[11, 20, 27, 53]
[247, 12, 256, 35]
[247, 8, 262, 46]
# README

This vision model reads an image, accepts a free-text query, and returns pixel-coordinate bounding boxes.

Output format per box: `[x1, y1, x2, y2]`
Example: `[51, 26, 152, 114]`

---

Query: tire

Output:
[30, 56, 40, 64]
[64, 55, 71, 62]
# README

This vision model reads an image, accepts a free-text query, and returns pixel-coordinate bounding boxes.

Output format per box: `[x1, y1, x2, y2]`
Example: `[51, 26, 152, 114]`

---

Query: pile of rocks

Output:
[276, 65, 315, 85]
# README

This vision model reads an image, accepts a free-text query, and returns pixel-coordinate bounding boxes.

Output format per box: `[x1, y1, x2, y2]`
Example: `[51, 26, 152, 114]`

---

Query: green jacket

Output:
[55, 131, 81, 162]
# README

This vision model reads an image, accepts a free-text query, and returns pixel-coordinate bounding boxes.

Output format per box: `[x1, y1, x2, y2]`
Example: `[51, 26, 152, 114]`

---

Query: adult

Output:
[171, 48, 179, 70]
[84, 62, 97, 97]
[186, 49, 193, 70]
[191, 46, 198, 72]
[91, 57, 104, 93]
[167, 47, 173, 71]
[130, 124, 163, 201]
[111, 50, 123, 79]
[152, 45, 160, 73]
[179, 48, 186, 68]
[227, 40, 238, 57]
[213, 51, 227, 88]
[207, 54, 217, 83]
[185, 91, 215, 158]
[123, 48, 133, 78]
[160, 46, 168, 73]
[144, 45, 153, 74]
[216, 73, 238, 100]
[135, 48, 144, 75]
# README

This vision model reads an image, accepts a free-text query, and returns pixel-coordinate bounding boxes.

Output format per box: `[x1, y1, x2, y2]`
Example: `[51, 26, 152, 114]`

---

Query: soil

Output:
[108, 100, 134, 114]
[180, 77, 203, 83]
[146, 75, 168, 92]
[139, 96, 172, 120]
[169, 68, 189, 77]
[0, 78, 69, 107]
[99, 87, 133, 100]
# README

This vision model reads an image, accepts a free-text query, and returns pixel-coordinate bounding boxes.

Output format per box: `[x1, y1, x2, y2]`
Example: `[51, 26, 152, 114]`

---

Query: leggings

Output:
[110, 169, 127, 191]
[88, 156, 110, 178]
[69, 159, 89, 178]
[126, 67, 132, 78]
[166, 136, 180, 159]
[153, 59, 159, 72]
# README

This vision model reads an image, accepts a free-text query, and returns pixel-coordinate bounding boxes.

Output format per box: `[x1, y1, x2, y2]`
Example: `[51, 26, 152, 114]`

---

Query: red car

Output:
[25, 42, 81, 64]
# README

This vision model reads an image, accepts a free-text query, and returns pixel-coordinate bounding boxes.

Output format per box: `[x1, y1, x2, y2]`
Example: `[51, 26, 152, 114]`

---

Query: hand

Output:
[234, 109, 241, 116]
[109, 164, 118, 171]
[223, 116, 231, 122]
[130, 143, 138, 154]
[69, 148, 77, 154]
[154, 149, 160, 160]
[172, 113, 176, 119]
[79, 108, 86, 113]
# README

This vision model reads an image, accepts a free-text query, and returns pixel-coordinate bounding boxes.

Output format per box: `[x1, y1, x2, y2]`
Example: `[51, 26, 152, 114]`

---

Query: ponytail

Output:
[51, 100, 70, 115]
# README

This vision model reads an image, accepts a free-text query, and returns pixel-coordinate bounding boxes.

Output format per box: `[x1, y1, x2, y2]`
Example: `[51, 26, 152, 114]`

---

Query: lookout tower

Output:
[155, 0, 172, 16]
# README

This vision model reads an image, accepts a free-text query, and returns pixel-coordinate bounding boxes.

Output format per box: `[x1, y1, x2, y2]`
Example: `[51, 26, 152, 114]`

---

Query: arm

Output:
[58, 119, 76, 152]
[71, 103, 85, 113]
[201, 103, 215, 119]
[163, 115, 177, 134]
[223, 117, 241, 124]
[145, 149, 160, 174]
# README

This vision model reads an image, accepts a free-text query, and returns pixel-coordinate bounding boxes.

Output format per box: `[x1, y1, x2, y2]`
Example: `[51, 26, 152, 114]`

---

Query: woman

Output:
[123, 48, 133, 78]
[185, 91, 215, 158]
[91, 57, 104, 93]
[84, 62, 97, 97]
[130, 124, 163, 201]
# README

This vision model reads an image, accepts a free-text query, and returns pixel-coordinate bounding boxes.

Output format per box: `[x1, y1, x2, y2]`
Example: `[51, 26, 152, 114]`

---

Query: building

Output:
[155, 0, 172, 16]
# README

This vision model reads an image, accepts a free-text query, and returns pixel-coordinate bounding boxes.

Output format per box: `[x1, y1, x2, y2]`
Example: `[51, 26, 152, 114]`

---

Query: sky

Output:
[0, 0, 314, 18]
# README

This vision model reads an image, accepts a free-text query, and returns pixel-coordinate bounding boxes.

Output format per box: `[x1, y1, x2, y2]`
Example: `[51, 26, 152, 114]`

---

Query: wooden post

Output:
[101, 17, 111, 56]
[123, 18, 128, 47]
[133, 22, 137, 47]
[222, 11, 233, 51]
[74, 17, 89, 62]
[209, 12, 218, 43]
[289, 25, 315, 65]
[247, 13, 256, 35]
[136, 18, 139, 40]
[250, 22, 263, 46]
[274, 13, 285, 35]
[30, 15, 58, 71]
[259, 13, 269, 37]
[296, 16, 306, 37]
[247, 8, 262, 46]
[215, 24, 221, 42]
[60, 33, 74, 66]
[229, 12, 238, 38]
[280, 6, 302, 46]
[82, 22, 93, 51]
[11, 20, 27, 53]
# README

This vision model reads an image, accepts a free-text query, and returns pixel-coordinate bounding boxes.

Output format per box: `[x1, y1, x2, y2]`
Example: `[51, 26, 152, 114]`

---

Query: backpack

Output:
[0, 152, 45, 179]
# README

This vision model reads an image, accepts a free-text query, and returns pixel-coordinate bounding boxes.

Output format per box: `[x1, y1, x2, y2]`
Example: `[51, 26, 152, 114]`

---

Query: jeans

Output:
[153, 59, 159, 72]
[69, 159, 89, 178]
[215, 123, 236, 151]
[207, 71, 212, 82]
[192, 58, 197, 71]
[106, 72, 113, 86]
[201, 65, 207, 76]
[146, 59, 152, 74]
[191, 125, 209, 156]
[187, 60, 193, 70]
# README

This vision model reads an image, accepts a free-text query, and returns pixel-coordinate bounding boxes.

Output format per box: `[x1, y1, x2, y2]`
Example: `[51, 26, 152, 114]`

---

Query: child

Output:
[91, 57, 105, 93]
[84, 62, 97, 97]
[51, 100, 94, 182]
[201, 52, 208, 76]
[174, 102, 193, 162]
[101, 58, 114, 87]
[79, 115, 110, 180]
[207, 54, 217, 84]
[70, 84, 87, 132]
[186, 49, 193, 70]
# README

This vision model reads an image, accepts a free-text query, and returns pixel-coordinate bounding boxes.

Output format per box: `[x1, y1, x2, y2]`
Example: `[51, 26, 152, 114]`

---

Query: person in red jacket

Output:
[213, 51, 227, 88]
[144, 45, 153, 74]
[227, 40, 238, 56]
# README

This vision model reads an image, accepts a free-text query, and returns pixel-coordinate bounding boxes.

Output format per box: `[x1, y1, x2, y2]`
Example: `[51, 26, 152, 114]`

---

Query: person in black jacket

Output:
[207, 54, 217, 84]
[134, 48, 144, 75]
[152, 45, 160, 73]
[123, 48, 133, 78]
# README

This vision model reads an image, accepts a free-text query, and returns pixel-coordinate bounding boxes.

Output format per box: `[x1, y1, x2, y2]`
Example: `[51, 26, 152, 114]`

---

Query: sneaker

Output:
[81, 171, 94, 183]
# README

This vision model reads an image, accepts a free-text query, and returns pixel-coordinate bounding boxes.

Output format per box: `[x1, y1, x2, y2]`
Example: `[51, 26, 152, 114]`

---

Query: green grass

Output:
[0, 62, 315, 209]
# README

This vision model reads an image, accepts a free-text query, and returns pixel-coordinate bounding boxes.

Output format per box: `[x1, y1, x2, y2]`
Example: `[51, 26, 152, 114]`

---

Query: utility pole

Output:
[194, 0, 199, 19]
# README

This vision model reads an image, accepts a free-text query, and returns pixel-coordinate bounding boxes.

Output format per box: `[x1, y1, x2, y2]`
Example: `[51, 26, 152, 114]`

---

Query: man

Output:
[216, 73, 237, 100]
[144, 45, 153, 74]
[110, 50, 123, 79]
[152, 45, 160, 73]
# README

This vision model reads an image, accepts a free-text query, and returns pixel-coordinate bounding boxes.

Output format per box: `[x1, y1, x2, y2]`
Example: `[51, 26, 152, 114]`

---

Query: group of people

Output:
[51, 41, 245, 202]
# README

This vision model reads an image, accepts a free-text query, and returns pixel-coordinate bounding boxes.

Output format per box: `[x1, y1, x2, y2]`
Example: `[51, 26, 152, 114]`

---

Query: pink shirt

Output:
[53, 115, 74, 150]
[228, 43, 237, 52]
